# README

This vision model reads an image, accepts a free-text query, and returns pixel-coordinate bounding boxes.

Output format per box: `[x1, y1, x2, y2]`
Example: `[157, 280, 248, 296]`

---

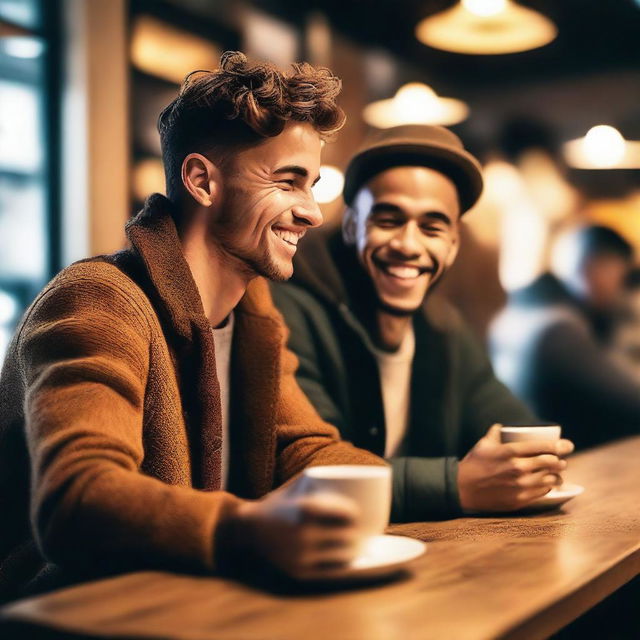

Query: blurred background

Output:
[1, 0, 639, 361]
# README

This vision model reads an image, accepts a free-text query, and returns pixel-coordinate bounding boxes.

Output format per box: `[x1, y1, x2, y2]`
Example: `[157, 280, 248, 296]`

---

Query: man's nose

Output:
[390, 221, 423, 255]
[292, 192, 323, 229]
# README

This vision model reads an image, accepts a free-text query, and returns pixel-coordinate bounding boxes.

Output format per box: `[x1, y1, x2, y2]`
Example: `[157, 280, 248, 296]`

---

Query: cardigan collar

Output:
[122, 193, 281, 493]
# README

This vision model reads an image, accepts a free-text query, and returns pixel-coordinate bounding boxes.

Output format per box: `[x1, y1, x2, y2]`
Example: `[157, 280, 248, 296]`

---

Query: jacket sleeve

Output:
[389, 456, 461, 521]
[390, 316, 537, 522]
[19, 271, 242, 576]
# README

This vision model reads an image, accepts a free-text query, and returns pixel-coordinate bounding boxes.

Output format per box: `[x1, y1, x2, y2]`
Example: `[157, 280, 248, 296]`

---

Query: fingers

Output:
[283, 525, 361, 580]
[516, 485, 555, 504]
[505, 438, 574, 458]
[557, 439, 575, 456]
[485, 423, 503, 442]
[512, 454, 567, 475]
[296, 493, 360, 527]
[512, 470, 562, 489]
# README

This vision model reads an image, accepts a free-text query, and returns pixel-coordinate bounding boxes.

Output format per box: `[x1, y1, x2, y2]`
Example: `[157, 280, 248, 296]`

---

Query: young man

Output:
[491, 224, 640, 449]
[272, 125, 574, 521]
[0, 52, 383, 602]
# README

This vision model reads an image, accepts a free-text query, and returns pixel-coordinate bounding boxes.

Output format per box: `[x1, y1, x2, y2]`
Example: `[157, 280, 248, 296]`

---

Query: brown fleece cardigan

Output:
[0, 194, 382, 601]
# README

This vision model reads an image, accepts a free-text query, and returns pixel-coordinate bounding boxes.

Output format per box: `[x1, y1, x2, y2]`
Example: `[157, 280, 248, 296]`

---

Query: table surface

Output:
[1, 437, 639, 640]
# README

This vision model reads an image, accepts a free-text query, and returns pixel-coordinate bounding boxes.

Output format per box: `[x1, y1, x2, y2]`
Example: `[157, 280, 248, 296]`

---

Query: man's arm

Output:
[390, 314, 546, 521]
[20, 271, 242, 575]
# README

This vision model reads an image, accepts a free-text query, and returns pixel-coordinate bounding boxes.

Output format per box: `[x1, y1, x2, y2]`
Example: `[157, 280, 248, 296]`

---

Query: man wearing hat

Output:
[272, 125, 574, 519]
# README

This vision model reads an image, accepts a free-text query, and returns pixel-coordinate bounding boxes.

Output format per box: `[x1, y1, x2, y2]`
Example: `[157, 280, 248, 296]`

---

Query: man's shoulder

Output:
[24, 255, 157, 330]
[422, 294, 466, 333]
[271, 280, 329, 313]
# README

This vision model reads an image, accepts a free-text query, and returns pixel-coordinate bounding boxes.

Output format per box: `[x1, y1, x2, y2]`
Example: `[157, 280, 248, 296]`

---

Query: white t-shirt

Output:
[211, 312, 234, 490]
[372, 327, 416, 458]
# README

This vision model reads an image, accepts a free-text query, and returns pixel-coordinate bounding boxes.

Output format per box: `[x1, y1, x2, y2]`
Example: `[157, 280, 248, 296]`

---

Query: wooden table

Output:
[1, 437, 639, 640]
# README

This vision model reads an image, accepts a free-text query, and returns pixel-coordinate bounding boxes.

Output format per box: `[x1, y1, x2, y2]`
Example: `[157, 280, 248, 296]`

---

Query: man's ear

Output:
[445, 221, 462, 268]
[342, 207, 358, 245]
[181, 153, 221, 207]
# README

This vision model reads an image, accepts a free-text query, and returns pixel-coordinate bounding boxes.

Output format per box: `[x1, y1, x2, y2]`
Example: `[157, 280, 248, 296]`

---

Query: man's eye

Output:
[420, 226, 442, 235]
[278, 179, 295, 187]
[373, 217, 400, 228]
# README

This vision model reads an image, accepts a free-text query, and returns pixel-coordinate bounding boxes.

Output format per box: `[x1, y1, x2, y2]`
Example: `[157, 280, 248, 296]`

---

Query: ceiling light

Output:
[416, 0, 557, 55]
[564, 126, 640, 169]
[312, 165, 344, 204]
[363, 82, 469, 128]
[131, 15, 221, 85]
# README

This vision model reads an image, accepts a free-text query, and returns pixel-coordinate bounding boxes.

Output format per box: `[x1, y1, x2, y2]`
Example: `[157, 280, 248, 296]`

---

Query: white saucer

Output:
[316, 534, 426, 582]
[525, 483, 585, 511]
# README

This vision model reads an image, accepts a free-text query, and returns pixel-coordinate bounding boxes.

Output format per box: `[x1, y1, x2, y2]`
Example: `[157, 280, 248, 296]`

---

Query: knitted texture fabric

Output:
[0, 194, 382, 602]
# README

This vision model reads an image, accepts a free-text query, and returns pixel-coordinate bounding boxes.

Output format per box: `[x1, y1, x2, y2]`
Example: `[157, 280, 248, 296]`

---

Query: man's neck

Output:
[180, 222, 250, 328]
[375, 311, 412, 352]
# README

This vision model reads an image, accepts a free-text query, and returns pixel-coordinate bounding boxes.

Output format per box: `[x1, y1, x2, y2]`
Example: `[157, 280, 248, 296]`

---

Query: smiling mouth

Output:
[272, 226, 305, 247]
[373, 258, 432, 281]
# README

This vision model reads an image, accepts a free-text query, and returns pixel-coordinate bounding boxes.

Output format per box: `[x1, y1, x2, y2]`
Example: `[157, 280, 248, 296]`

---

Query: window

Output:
[0, 0, 56, 360]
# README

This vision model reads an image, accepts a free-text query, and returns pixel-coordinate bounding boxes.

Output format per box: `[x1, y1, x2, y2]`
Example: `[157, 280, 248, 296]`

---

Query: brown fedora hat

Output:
[343, 124, 483, 214]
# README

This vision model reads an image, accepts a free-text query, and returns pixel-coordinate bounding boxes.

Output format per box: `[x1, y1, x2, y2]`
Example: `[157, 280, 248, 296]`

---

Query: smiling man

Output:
[273, 125, 574, 520]
[0, 52, 384, 602]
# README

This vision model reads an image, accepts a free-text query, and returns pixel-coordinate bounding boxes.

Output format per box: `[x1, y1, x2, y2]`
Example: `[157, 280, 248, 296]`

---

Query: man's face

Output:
[349, 166, 461, 315]
[582, 254, 630, 310]
[210, 122, 323, 281]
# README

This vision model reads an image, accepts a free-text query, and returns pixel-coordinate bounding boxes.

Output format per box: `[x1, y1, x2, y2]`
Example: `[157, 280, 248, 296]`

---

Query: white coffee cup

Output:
[296, 465, 392, 538]
[500, 424, 561, 443]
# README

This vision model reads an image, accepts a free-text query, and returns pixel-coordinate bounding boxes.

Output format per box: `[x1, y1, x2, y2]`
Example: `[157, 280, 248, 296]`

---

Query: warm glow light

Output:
[416, 1, 557, 55]
[312, 165, 344, 204]
[132, 158, 165, 202]
[363, 82, 469, 128]
[564, 125, 640, 169]
[462, 0, 508, 18]
[582, 126, 625, 168]
[131, 15, 221, 85]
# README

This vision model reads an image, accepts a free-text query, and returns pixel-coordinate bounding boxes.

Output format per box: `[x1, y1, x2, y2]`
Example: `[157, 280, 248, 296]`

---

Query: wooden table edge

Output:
[498, 546, 640, 640]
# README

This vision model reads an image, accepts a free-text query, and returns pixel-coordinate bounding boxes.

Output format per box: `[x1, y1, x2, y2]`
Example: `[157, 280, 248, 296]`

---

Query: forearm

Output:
[389, 456, 462, 522]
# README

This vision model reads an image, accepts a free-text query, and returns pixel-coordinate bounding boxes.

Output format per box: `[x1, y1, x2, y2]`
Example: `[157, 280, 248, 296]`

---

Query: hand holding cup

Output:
[458, 423, 574, 513]
[229, 465, 391, 580]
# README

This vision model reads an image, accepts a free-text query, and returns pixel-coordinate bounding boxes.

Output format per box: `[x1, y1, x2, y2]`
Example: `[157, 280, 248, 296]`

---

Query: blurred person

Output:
[609, 268, 640, 382]
[0, 52, 385, 603]
[490, 225, 640, 449]
[272, 125, 574, 521]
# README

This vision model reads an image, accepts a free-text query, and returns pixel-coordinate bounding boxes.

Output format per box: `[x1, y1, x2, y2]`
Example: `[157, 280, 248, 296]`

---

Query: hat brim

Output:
[343, 141, 484, 214]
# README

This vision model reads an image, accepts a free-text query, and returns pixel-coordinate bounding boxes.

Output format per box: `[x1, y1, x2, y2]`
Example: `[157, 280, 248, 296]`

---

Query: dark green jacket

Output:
[272, 230, 535, 521]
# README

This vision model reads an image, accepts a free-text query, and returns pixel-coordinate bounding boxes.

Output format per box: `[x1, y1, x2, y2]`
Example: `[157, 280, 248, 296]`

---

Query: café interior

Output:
[0, 0, 638, 638]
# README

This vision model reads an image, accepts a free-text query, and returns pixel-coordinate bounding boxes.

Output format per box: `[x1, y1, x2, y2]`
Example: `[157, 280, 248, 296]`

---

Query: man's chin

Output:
[377, 299, 420, 317]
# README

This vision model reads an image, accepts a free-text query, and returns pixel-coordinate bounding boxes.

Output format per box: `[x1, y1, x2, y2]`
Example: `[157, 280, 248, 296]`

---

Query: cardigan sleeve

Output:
[18, 271, 242, 576]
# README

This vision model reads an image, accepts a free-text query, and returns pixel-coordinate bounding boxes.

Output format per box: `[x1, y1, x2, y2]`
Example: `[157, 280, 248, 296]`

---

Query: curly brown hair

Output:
[158, 51, 346, 204]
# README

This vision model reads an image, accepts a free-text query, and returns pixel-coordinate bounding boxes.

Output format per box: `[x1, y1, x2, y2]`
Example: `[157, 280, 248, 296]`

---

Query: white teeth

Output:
[385, 265, 422, 279]
[273, 228, 303, 246]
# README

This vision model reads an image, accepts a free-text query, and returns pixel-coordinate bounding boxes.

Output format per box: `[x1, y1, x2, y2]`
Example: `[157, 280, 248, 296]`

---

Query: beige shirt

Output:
[372, 327, 416, 458]
[211, 312, 234, 490]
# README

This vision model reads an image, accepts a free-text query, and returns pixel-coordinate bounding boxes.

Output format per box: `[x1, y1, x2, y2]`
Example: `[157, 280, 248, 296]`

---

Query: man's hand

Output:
[457, 424, 575, 512]
[229, 484, 362, 580]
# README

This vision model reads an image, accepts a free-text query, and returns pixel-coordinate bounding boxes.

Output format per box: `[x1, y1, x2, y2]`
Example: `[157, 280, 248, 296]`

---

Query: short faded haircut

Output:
[158, 51, 346, 205]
